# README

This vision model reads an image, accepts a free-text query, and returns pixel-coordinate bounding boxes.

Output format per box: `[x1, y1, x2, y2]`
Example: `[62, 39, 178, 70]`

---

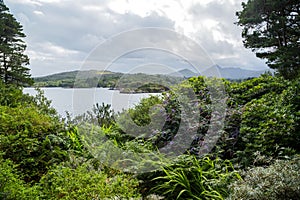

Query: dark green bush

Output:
[236, 89, 299, 167]
[0, 83, 56, 116]
[227, 74, 288, 105]
[0, 83, 28, 107]
[0, 105, 77, 182]
[0, 156, 40, 199]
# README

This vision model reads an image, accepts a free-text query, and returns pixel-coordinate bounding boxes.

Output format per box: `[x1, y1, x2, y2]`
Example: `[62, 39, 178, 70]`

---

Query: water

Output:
[24, 87, 157, 117]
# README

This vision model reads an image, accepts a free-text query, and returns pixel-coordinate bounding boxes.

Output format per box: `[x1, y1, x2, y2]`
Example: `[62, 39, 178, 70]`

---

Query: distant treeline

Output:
[33, 70, 184, 93]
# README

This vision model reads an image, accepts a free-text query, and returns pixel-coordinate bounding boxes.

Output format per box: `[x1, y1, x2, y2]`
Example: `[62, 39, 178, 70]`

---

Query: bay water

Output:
[24, 87, 156, 117]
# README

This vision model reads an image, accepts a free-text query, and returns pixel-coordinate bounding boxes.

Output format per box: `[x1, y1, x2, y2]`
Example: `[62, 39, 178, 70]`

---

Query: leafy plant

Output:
[0, 105, 82, 182]
[152, 156, 240, 200]
[226, 74, 288, 105]
[228, 156, 300, 200]
[236, 90, 299, 167]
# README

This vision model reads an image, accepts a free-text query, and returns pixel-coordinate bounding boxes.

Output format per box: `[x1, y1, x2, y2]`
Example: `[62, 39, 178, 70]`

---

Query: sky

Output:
[5, 0, 269, 77]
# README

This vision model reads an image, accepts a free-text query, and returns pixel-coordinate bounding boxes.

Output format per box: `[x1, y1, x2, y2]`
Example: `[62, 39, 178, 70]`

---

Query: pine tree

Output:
[0, 2, 33, 86]
[236, 0, 300, 79]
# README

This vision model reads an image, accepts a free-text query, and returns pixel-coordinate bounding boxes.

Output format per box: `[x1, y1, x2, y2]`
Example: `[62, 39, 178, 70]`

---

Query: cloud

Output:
[5, 0, 268, 76]
[185, 0, 267, 69]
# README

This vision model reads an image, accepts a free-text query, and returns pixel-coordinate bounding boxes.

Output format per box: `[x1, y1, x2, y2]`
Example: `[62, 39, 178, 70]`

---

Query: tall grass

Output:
[152, 155, 240, 200]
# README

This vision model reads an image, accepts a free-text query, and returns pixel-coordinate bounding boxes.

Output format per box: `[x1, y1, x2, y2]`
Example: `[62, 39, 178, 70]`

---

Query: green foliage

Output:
[0, 105, 72, 182]
[227, 74, 288, 105]
[0, 82, 26, 107]
[236, 86, 300, 167]
[92, 103, 115, 127]
[74, 102, 115, 128]
[0, 2, 33, 86]
[205, 75, 300, 166]
[8, 4, 297, 198]
[39, 164, 141, 199]
[152, 156, 240, 200]
[112, 95, 164, 150]
[127, 95, 163, 126]
[0, 156, 141, 199]
[28, 87, 58, 116]
[2, 64, 300, 199]
[0, 86, 85, 183]
[228, 156, 300, 200]
[236, 0, 300, 79]
[117, 76, 212, 151]
[137, 83, 169, 93]
[65, 126, 84, 154]
[0, 156, 40, 200]
[0, 83, 57, 117]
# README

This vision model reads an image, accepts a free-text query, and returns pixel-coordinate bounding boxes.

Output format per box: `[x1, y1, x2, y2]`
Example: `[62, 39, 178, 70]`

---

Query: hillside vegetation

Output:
[1, 74, 299, 199]
[34, 70, 183, 93]
[1, 0, 299, 199]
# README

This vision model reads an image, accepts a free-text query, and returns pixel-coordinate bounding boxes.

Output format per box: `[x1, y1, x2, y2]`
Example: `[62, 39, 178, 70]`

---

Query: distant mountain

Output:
[212, 65, 269, 80]
[35, 66, 270, 88]
[168, 69, 199, 78]
[170, 65, 269, 80]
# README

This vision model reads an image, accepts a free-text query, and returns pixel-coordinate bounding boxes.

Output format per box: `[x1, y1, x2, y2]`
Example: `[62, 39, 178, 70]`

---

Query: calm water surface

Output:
[24, 87, 156, 117]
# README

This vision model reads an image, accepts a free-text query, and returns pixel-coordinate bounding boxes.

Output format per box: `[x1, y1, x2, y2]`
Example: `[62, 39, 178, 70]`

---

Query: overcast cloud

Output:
[5, 0, 268, 77]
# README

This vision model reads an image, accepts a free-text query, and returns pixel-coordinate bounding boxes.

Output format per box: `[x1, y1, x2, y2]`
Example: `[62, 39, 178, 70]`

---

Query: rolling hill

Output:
[33, 65, 270, 90]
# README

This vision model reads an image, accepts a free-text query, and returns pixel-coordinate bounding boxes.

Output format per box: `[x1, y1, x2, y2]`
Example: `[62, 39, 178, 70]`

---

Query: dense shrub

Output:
[0, 83, 29, 107]
[236, 89, 299, 167]
[39, 163, 141, 199]
[0, 105, 82, 182]
[227, 74, 288, 105]
[0, 156, 40, 199]
[0, 84, 85, 183]
[228, 156, 300, 200]
[1, 73, 300, 199]
[127, 95, 163, 127]
[0, 83, 56, 116]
